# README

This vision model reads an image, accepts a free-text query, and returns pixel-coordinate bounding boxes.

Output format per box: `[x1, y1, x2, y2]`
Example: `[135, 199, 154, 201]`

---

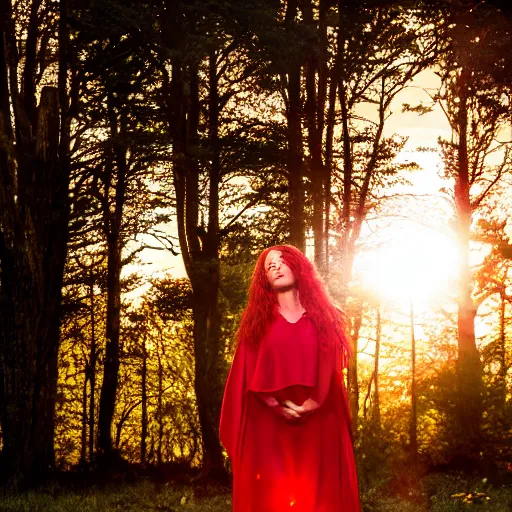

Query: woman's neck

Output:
[276, 288, 304, 314]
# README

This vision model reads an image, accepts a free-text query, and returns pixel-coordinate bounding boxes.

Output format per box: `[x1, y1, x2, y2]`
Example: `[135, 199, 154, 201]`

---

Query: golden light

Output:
[353, 224, 460, 309]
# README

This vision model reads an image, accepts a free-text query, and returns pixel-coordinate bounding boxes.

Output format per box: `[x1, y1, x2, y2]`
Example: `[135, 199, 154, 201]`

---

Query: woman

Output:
[220, 245, 361, 512]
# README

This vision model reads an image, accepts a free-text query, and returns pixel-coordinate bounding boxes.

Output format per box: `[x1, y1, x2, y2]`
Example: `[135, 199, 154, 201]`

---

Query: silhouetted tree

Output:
[0, 0, 72, 485]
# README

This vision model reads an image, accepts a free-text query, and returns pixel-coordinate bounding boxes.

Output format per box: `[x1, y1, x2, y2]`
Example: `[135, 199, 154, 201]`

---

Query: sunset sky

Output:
[128, 67, 506, 318]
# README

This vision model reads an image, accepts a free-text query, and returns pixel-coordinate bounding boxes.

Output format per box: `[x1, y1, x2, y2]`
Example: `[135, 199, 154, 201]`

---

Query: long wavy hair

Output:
[236, 245, 350, 363]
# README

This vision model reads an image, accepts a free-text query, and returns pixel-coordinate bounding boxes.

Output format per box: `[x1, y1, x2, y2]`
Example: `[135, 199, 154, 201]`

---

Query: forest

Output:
[0, 0, 512, 510]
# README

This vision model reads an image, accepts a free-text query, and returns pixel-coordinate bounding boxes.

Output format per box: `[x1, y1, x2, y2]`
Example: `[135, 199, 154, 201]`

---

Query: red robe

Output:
[220, 312, 361, 512]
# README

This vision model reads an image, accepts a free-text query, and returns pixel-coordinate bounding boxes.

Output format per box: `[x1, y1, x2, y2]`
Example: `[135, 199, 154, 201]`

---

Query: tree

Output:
[282, 0, 307, 250]
[434, 4, 512, 456]
[158, 0, 270, 478]
[472, 212, 512, 463]
[330, 2, 438, 433]
[58, 255, 107, 466]
[65, 0, 175, 458]
[0, 0, 72, 484]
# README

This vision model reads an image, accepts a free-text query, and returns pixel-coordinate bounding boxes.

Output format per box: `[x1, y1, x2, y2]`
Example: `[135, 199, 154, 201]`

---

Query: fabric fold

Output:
[248, 314, 317, 394]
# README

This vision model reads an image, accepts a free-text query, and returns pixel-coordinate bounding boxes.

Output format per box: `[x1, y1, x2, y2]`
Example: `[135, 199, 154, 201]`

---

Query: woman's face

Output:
[264, 250, 296, 291]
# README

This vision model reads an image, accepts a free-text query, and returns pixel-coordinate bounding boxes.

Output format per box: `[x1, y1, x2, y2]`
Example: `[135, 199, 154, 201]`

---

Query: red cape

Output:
[220, 314, 361, 512]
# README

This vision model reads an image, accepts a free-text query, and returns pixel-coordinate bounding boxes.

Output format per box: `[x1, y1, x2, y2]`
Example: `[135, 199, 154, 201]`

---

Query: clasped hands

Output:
[274, 398, 319, 423]
[258, 394, 320, 423]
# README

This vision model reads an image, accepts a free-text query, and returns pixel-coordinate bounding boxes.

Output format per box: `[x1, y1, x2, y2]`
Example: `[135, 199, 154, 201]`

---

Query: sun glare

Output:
[354, 223, 460, 309]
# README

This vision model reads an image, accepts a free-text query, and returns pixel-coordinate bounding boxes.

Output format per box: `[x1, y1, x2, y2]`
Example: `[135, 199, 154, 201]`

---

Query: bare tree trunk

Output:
[337, 0, 353, 299]
[88, 276, 97, 462]
[324, 60, 338, 274]
[0, 84, 69, 485]
[303, 0, 329, 272]
[140, 332, 148, 465]
[98, 96, 127, 457]
[373, 305, 381, 427]
[165, 35, 226, 478]
[97, 218, 123, 456]
[0, 3, 71, 482]
[157, 341, 164, 466]
[363, 375, 373, 421]
[191, 290, 224, 477]
[80, 369, 88, 465]
[410, 301, 417, 460]
[285, 0, 305, 251]
[287, 68, 305, 251]
[453, 68, 483, 455]
[185, 50, 225, 479]
[498, 292, 507, 392]
[347, 305, 363, 435]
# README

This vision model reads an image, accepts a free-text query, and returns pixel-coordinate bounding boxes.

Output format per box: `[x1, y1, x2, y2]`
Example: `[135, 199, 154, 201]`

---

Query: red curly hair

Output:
[236, 245, 350, 362]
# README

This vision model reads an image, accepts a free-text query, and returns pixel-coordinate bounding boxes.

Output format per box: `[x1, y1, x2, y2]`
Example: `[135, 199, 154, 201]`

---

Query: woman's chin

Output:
[272, 280, 295, 291]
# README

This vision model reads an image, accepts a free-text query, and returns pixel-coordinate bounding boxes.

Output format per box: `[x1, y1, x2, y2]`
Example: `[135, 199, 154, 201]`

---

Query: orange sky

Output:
[126, 68, 503, 315]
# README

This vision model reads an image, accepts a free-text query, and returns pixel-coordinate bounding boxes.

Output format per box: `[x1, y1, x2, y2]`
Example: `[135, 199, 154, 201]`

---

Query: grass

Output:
[0, 472, 510, 511]
[425, 472, 512, 512]
[0, 479, 231, 512]
[361, 471, 512, 512]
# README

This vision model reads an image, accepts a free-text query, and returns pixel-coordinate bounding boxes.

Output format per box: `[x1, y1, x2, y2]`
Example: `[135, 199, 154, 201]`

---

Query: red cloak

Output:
[220, 312, 361, 512]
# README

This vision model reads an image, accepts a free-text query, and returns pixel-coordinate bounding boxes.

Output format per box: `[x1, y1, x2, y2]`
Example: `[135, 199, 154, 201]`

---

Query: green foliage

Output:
[416, 360, 461, 465]
[118, 284, 200, 466]
[356, 419, 396, 493]
[145, 278, 193, 323]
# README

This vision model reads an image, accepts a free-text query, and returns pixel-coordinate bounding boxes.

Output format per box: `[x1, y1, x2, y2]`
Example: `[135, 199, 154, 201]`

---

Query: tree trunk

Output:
[97, 211, 123, 457]
[287, 65, 305, 251]
[157, 343, 164, 466]
[285, 0, 305, 251]
[191, 50, 225, 478]
[347, 305, 363, 435]
[410, 301, 417, 460]
[166, 42, 226, 478]
[88, 275, 97, 461]
[453, 68, 483, 456]
[498, 292, 507, 392]
[80, 367, 88, 465]
[97, 96, 127, 457]
[337, 74, 357, 302]
[324, 43, 338, 274]
[303, 0, 329, 272]
[141, 332, 148, 465]
[0, 84, 69, 485]
[191, 284, 224, 477]
[373, 305, 381, 427]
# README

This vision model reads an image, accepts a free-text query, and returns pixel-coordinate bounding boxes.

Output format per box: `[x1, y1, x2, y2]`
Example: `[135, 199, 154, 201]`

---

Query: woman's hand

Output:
[281, 399, 319, 418]
[274, 404, 301, 423]
[257, 394, 318, 422]
[257, 394, 301, 422]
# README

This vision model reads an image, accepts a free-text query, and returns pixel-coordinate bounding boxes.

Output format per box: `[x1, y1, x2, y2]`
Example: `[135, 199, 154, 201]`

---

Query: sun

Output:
[353, 222, 460, 310]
